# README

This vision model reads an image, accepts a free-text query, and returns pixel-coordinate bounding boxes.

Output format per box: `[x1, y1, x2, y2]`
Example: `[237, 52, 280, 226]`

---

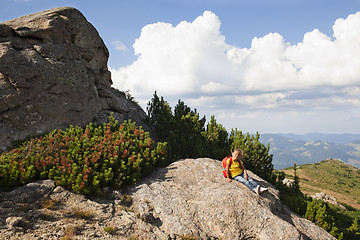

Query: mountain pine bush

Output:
[0, 114, 167, 194]
[230, 130, 274, 182]
[145, 92, 207, 161]
[202, 115, 230, 160]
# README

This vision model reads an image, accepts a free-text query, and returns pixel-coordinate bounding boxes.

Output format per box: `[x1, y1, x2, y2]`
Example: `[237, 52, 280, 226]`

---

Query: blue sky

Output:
[2, 0, 360, 134]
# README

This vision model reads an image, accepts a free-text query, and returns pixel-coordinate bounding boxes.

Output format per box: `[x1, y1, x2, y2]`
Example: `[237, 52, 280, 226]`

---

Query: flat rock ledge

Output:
[0, 158, 335, 239]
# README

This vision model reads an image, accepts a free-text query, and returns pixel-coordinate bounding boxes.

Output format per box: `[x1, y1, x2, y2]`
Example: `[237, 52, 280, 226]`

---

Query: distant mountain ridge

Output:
[259, 133, 360, 169]
[278, 133, 360, 145]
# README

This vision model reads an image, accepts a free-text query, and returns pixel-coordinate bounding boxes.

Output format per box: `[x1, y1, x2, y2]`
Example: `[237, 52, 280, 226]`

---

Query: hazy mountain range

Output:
[259, 133, 360, 170]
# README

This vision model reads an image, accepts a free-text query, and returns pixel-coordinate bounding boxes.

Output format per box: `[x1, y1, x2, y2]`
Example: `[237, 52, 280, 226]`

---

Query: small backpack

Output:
[222, 155, 232, 178]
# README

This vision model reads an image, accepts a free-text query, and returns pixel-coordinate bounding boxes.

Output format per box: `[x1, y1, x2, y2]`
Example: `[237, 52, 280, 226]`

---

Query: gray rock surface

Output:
[283, 178, 295, 187]
[0, 158, 336, 239]
[0, 7, 151, 152]
[312, 192, 346, 210]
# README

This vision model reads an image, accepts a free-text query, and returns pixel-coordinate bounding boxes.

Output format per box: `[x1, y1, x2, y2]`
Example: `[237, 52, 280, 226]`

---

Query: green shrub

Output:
[202, 115, 230, 160]
[146, 92, 207, 161]
[0, 114, 167, 194]
[104, 226, 116, 234]
[229, 130, 274, 182]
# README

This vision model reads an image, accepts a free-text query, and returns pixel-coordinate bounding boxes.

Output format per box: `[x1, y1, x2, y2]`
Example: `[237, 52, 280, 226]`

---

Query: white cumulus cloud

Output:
[110, 10, 360, 133]
[111, 11, 236, 100]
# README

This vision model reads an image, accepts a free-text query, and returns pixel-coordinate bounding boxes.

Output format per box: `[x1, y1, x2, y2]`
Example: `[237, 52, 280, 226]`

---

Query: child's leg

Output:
[233, 173, 259, 192]
[246, 175, 259, 190]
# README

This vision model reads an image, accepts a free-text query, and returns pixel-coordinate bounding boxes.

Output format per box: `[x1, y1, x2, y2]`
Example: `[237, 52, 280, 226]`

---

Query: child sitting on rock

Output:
[225, 148, 268, 195]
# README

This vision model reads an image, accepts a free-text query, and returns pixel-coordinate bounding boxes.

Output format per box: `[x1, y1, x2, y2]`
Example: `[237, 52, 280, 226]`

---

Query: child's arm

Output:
[239, 163, 248, 180]
[226, 160, 232, 182]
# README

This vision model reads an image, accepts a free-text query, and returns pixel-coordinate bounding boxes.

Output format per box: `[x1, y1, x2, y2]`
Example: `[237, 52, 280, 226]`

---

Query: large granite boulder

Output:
[0, 7, 151, 152]
[0, 158, 336, 239]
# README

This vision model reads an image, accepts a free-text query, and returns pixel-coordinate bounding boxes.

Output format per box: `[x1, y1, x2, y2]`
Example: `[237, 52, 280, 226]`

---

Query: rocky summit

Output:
[0, 7, 150, 152]
[0, 158, 335, 239]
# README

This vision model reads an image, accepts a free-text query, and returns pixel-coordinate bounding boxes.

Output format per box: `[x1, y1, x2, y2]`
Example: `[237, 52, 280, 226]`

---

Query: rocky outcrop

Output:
[0, 7, 151, 152]
[312, 192, 346, 210]
[0, 158, 336, 239]
[283, 178, 295, 187]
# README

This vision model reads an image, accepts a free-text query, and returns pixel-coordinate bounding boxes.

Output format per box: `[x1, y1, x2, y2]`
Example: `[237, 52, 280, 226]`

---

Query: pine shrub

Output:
[0, 114, 167, 194]
[230, 130, 274, 182]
